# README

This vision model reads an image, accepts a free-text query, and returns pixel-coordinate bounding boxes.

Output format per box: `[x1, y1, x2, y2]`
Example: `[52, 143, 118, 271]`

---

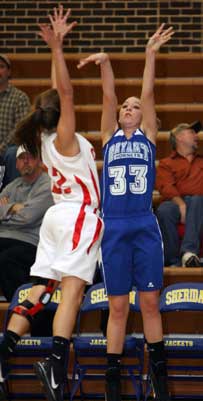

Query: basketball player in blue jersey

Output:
[78, 24, 174, 401]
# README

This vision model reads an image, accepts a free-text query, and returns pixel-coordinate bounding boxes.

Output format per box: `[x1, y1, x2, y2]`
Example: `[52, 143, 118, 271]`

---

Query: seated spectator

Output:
[156, 121, 203, 267]
[0, 145, 54, 301]
[0, 54, 31, 187]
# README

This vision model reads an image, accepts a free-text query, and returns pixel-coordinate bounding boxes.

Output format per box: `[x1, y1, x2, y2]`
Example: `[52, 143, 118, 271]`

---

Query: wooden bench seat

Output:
[74, 105, 203, 131]
[82, 130, 203, 167]
[82, 131, 203, 141]
[8, 52, 203, 79]
[11, 76, 203, 104]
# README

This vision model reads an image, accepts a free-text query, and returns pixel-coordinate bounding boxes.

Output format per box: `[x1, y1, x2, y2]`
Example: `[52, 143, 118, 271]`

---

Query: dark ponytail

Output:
[15, 88, 60, 156]
[14, 108, 43, 156]
[40, 107, 60, 131]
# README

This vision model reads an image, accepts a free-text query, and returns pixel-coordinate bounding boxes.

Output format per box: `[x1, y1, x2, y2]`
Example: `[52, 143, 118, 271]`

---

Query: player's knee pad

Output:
[12, 299, 35, 324]
[12, 279, 58, 324]
[32, 277, 58, 304]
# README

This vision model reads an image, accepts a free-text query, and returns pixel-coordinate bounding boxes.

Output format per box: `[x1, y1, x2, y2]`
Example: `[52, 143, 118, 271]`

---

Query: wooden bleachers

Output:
[9, 52, 203, 128]
[10, 52, 203, 189]
[0, 51, 203, 336]
[11, 76, 203, 104]
[8, 52, 203, 78]
[9, 51, 203, 152]
[9, 50, 203, 223]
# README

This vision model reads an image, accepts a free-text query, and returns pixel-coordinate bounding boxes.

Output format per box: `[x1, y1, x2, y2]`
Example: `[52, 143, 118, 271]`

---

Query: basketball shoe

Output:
[0, 356, 7, 400]
[0, 383, 6, 401]
[150, 364, 171, 401]
[34, 358, 64, 401]
[182, 252, 201, 267]
[105, 366, 121, 401]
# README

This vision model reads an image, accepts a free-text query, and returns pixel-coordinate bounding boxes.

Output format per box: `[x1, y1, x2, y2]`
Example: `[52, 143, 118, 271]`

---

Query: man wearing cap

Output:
[0, 54, 31, 186]
[156, 121, 203, 267]
[0, 146, 53, 301]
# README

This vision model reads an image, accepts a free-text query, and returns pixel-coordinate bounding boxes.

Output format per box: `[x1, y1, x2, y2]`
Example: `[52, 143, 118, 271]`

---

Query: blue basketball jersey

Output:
[101, 128, 156, 218]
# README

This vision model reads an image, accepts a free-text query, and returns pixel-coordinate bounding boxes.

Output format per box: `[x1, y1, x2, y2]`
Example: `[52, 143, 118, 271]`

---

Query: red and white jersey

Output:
[41, 132, 100, 210]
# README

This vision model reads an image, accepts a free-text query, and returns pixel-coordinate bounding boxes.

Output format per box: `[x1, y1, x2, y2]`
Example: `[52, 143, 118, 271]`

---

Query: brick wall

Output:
[0, 0, 203, 53]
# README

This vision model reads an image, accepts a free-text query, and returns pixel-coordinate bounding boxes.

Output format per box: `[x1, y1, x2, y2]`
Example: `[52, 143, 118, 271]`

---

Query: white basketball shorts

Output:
[30, 202, 103, 284]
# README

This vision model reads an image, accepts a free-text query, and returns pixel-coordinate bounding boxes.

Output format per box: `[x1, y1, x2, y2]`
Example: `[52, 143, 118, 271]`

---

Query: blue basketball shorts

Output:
[101, 212, 164, 295]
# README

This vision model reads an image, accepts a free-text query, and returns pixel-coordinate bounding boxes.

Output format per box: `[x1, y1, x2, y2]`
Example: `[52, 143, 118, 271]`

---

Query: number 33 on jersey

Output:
[101, 128, 156, 218]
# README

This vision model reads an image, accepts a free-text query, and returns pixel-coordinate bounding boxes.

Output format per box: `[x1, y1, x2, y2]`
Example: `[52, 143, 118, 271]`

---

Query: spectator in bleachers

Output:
[0, 145, 53, 301]
[0, 54, 31, 187]
[156, 121, 203, 267]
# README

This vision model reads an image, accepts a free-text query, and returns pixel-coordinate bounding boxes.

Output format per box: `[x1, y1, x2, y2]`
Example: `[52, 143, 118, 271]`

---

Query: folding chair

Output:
[159, 282, 203, 399]
[0, 282, 70, 400]
[71, 282, 145, 401]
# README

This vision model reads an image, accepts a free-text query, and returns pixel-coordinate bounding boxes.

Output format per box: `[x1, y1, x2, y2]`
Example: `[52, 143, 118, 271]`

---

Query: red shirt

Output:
[156, 151, 203, 201]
